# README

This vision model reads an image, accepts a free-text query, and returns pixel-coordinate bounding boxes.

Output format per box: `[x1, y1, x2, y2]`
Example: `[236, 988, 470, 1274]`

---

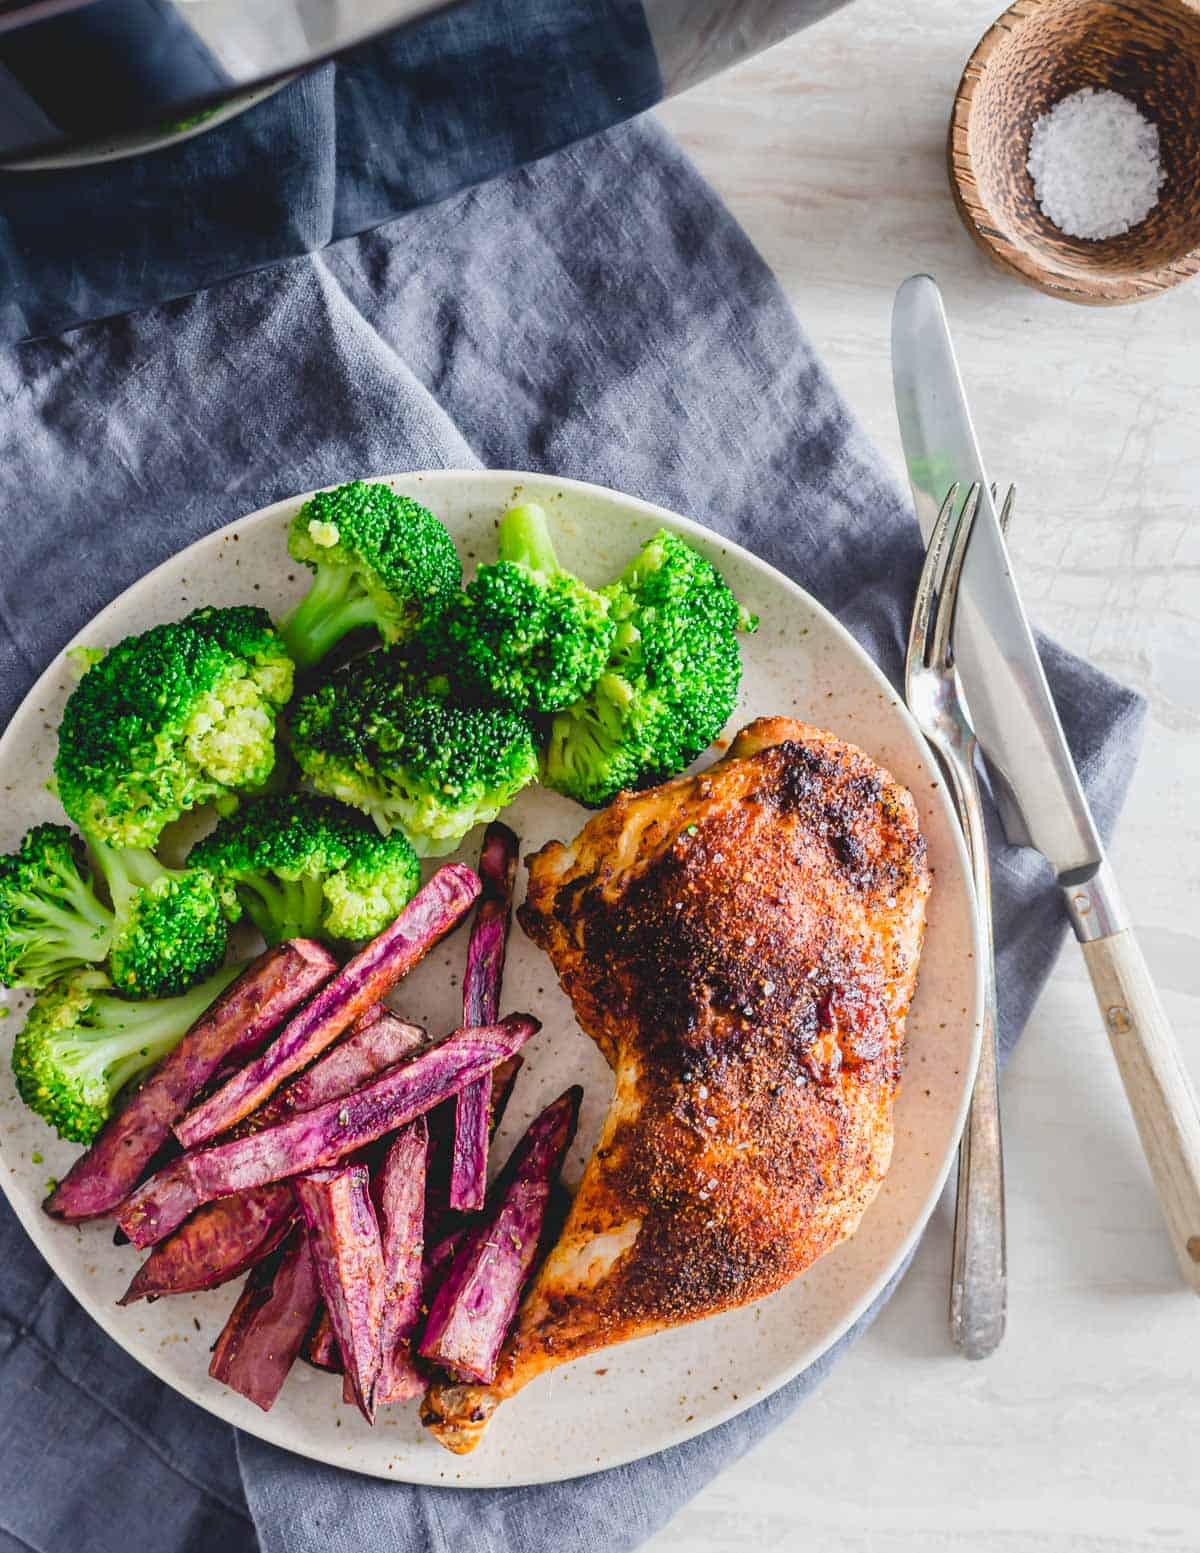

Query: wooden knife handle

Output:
[1078, 926, 1200, 1292]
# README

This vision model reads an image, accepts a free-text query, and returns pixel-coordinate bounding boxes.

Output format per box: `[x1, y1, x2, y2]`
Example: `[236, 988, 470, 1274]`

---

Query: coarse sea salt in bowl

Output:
[948, 0, 1200, 305]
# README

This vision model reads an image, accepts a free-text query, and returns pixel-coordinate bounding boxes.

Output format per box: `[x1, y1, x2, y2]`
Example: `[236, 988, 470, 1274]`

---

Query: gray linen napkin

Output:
[0, 116, 1143, 1553]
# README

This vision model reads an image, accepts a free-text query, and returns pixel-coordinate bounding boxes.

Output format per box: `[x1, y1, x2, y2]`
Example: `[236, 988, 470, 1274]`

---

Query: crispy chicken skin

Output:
[422, 717, 930, 1452]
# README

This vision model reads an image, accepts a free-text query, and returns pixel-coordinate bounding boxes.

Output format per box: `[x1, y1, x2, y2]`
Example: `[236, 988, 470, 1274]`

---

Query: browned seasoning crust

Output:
[422, 717, 930, 1452]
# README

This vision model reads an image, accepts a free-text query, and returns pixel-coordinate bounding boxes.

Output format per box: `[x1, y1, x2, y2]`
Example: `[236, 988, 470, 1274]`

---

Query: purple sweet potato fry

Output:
[420, 1059, 524, 1295]
[302, 1305, 341, 1372]
[372, 1118, 428, 1404]
[117, 1010, 424, 1298]
[294, 1165, 385, 1423]
[118, 1154, 204, 1246]
[464, 826, 517, 1025]
[449, 825, 518, 1213]
[235, 1007, 424, 1136]
[44, 941, 337, 1222]
[118, 1182, 296, 1304]
[118, 1015, 538, 1249]
[175, 866, 480, 1148]
[447, 1080, 490, 1216]
[208, 1227, 322, 1412]
[424, 1054, 524, 1242]
[420, 1087, 581, 1385]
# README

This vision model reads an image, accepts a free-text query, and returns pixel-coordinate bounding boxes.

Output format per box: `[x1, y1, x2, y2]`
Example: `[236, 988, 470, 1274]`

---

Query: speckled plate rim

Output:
[0, 469, 984, 1487]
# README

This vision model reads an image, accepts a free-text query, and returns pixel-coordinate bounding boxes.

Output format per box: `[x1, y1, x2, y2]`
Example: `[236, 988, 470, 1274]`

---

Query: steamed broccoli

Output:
[436, 503, 614, 714]
[55, 606, 294, 849]
[280, 481, 462, 669]
[189, 793, 421, 943]
[92, 843, 233, 1000]
[0, 825, 230, 999]
[11, 964, 241, 1143]
[0, 825, 114, 991]
[289, 651, 538, 855]
[542, 530, 756, 807]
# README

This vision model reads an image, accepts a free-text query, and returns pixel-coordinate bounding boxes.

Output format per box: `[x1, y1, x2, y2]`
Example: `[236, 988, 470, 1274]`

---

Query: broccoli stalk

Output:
[436, 503, 615, 715]
[280, 481, 462, 670]
[238, 869, 328, 944]
[11, 965, 242, 1143]
[279, 562, 384, 671]
[97, 843, 179, 916]
[92, 842, 234, 1001]
[0, 825, 114, 990]
[497, 501, 560, 574]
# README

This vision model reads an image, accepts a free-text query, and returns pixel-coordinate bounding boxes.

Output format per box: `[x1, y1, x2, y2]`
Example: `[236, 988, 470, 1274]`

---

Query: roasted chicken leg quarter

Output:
[422, 716, 930, 1452]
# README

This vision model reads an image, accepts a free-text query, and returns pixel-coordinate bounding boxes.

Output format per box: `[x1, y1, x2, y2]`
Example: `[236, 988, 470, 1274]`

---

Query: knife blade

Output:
[892, 273, 1104, 886]
[892, 273, 1200, 1294]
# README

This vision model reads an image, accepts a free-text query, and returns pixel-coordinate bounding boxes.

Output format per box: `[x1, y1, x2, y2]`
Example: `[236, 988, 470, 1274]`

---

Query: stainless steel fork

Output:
[905, 481, 1009, 1360]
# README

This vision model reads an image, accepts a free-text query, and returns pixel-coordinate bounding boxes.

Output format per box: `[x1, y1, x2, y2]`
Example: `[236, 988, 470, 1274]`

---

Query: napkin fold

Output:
[0, 0, 661, 344]
[0, 114, 1143, 1553]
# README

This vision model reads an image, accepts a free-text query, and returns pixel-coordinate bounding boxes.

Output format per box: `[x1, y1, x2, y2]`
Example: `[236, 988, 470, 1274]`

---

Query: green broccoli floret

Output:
[189, 793, 421, 943]
[11, 964, 241, 1143]
[280, 481, 462, 669]
[0, 824, 114, 990]
[55, 605, 294, 849]
[0, 824, 229, 998]
[289, 651, 538, 856]
[91, 843, 233, 1000]
[542, 530, 757, 807]
[435, 503, 615, 714]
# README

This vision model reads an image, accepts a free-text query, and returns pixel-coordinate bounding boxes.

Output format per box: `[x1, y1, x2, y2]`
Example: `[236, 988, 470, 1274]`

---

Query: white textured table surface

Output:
[651, 3, 1200, 1549]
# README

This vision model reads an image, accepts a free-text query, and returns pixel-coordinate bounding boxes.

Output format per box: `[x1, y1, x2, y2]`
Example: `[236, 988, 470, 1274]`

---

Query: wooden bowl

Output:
[949, 0, 1200, 304]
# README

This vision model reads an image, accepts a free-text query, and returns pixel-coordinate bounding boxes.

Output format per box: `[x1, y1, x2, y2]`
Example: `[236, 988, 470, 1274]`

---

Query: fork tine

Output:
[905, 484, 960, 696]
[998, 483, 1015, 536]
[930, 482, 982, 670]
[989, 481, 1015, 536]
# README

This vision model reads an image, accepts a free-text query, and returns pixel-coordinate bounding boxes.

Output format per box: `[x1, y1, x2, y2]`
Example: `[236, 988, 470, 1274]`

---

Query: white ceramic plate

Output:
[0, 470, 982, 1488]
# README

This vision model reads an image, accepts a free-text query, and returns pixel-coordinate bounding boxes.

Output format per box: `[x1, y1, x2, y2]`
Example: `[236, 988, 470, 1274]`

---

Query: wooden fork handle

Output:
[1066, 871, 1200, 1292]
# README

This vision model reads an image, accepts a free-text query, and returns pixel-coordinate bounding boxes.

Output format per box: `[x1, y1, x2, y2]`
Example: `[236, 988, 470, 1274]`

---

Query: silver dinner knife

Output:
[893, 273, 1200, 1294]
